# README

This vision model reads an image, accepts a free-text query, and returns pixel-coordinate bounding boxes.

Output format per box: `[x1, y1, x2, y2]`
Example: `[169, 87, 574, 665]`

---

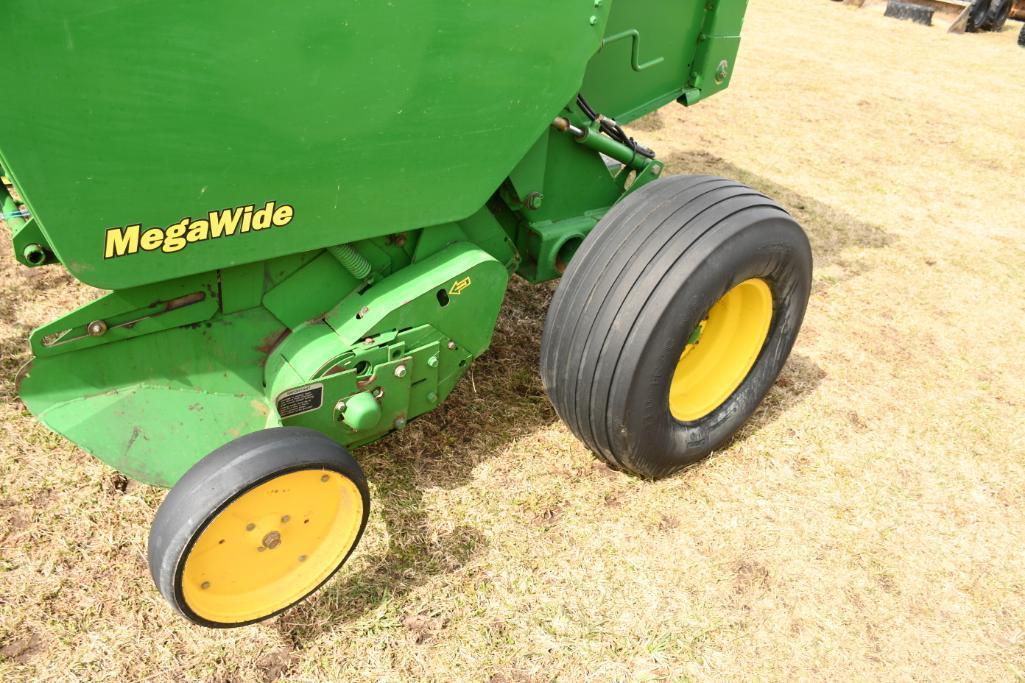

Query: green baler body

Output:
[3, 0, 749, 486]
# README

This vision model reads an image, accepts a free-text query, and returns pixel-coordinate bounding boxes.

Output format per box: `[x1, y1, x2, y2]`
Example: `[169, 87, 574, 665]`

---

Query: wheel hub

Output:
[669, 278, 774, 422]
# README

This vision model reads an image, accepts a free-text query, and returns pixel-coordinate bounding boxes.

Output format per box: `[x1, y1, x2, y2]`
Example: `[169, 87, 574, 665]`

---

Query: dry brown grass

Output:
[2, 1, 1025, 680]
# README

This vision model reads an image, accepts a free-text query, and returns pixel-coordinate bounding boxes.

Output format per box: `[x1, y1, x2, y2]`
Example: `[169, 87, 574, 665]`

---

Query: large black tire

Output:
[148, 428, 370, 628]
[540, 176, 812, 480]
[967, 0, 992, 31]
[884, 1, 935, 26]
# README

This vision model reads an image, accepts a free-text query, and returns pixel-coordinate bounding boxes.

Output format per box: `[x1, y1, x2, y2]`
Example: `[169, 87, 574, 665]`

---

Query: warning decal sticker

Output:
[276, 383, 324, 419]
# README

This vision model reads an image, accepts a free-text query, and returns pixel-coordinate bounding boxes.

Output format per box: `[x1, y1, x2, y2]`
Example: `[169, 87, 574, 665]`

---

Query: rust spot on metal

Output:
[124, 426, 141, 455]
[256, 328, 291, 357]
[163, 291, 206, 313]
[14, 360, 32, 394]
[356, 374, 377, 390]
[322, 364, 348, 377]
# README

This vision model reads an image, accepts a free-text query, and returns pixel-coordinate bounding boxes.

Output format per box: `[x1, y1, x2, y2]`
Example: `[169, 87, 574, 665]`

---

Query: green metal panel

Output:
[18, 307, 285, 486]
[0, 1, 614, 290]
[581, 0, 751, 120]
[582, 0, 708, 122]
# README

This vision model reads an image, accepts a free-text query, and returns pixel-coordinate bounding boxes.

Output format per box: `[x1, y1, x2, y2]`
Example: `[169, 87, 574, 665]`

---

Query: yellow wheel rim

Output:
[669, 278, 773, 422]
[180, 469, 364, 624]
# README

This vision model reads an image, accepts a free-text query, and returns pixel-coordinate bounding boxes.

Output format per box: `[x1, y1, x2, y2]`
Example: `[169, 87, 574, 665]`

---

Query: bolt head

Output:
[335, 400, 347, 413]
[87, 320, 108, 337]
[394, 365, 407, 378]
[394, 417, 407, 429]
[427, 355, 439, 368]
[447, 341, 457, 350]
[715, 60, 729, 84]
[372, 387, 385, 399]
[262, 531, 282, 550]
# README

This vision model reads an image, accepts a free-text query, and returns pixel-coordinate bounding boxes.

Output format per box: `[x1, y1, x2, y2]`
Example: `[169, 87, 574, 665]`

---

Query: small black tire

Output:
[148, 427, 370, 628]
[966, 0, 992, 31]
[1019, 22, 1025, 46]
[540, 175, 812, 480]
[884, 1, 935, 25]
[980, 0, 1012, 29]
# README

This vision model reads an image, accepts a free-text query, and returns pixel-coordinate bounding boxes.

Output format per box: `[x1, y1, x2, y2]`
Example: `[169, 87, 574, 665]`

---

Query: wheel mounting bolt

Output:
[298, 555, 307, 563]
[321, 474, 329, 482]
[281, 515, 290, 523]
[200, 581, 210, 590]
[262, 531, 282, 550]
[246, 523, 255, 531]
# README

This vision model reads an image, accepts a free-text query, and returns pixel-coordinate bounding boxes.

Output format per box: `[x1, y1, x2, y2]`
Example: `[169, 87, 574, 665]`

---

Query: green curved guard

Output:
[0, 1, 613, 290]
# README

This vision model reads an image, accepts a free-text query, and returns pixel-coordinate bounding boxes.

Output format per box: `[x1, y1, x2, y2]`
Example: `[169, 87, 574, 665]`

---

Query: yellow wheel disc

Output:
[179, 469, 364, 625]
[669, 278, 773, 422]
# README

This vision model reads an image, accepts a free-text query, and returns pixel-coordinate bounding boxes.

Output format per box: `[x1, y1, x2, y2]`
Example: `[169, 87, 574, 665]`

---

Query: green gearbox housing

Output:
[2, 0, 750, 487]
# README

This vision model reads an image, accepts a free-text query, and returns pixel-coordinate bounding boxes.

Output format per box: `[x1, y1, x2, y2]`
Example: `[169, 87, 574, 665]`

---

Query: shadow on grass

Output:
[276, 279, 560, 643]
[664, 150, 894, 279]
[277, 159, 890, 646]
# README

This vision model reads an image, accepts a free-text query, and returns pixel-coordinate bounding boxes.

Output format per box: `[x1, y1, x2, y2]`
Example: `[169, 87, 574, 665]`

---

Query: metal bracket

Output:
[601, 29, 666, 72]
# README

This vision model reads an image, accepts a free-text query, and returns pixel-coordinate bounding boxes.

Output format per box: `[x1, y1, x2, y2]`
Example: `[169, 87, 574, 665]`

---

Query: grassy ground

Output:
[2, 1, 1024, 680]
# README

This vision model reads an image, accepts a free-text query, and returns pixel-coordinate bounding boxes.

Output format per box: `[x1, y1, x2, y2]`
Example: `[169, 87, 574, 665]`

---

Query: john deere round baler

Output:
[2, 0, 811, 627]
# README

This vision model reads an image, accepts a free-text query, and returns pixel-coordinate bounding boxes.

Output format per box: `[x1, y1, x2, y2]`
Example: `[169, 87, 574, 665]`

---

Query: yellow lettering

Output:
[104, 224, 140, 258]
[162, 219, 190, 253]
[241, 204, 254, 233]
[186, 219, 209, 242]
[140, 228, 164, 251]
[105, 201, 294, 259]
[253, 201, 274, 230]
[209, 207, 242, 238]
[272, 204, 294, 227]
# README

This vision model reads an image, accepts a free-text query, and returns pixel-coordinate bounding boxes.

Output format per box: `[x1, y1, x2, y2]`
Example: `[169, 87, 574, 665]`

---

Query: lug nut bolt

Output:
[201, 581, 210, 590]
[262, 531, 282, 550]
[246, 523, 255, 531]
